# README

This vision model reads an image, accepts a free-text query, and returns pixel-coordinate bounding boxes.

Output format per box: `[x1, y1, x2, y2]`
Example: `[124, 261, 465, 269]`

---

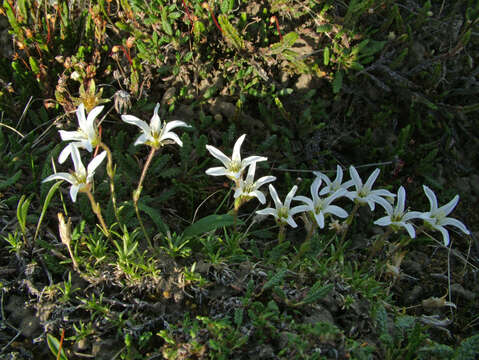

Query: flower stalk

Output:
[133, 147, 157, 249]
[85, 188, 110, 239]
[100, 142, 120, 223]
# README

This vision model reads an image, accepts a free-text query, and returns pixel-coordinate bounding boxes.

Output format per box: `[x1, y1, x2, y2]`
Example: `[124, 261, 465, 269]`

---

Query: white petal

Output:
[205, 167, 228, 176]
[423, 185, 438, 212]
[232, 134, 246, 162]
[87, 151, 107, 177]
[284, 185, 298, 208]
[435, 226, 450, 246]
[255, 175, 276, 189]
[437, 195, 459, 217]
[374, 216, 392, 226]
[403, 223, 416, 238]
[334, 165, 344, 184]
[290, 204, 310, 216]
[364, 168, 380, 191]
[326, 205, 348, 218]
[242, 156, 267, 168]
[163, 120, 190, 134]
[161, 131, 183, 147]
[341, 179, 355, 190]
[293, 195, 313, 207]
[58, 143, 74, 164]
[440, 217, 470, 235]
[150, 103, 161, 133]
[268, 184, 282, 209]
[134, 133, 148, 146]
[256, 208, 277, 217]
[313, 212, 325, 228]
[70, 184, 80, 202]
[403, 211, 423, 221]
[206, 145, 231, 167]
[373, 189, 396, 198]
[285, 216, 298, 228]
[311, 177, 322, 203]
[397, 186, 406, 214]
[76, 104, 87, 129]
[85, 105, 103, 137]
[234, 187, 243, 199]
[59, 130, 85, 142]
[250, 190, 266, 204]
[43, 172, 75, 184]
[122, 115, 151, 135]
[246, 162, 256, 183]
[71, 145, 86, 177]
[349, 165, 363, 190]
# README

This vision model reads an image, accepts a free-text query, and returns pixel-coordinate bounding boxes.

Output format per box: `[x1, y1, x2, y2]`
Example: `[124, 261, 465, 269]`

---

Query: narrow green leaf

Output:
[300, 282, 333, 305]
[137, 202, 169, 235]
[262, 268, 287, 291]
[34, 181, 63, 241]
[47, 334, 68, 360]
[332, 71, 343, 94]
[0, 170, 22, 190]
[221, 0, 234, 14]
[323, 46, 330, 65]
[182, 214, 240, 238]
[161, 7, 173, 36]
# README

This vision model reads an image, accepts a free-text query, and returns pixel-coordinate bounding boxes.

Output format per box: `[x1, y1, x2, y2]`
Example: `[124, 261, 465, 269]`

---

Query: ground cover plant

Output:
[0, 0, 478, 359]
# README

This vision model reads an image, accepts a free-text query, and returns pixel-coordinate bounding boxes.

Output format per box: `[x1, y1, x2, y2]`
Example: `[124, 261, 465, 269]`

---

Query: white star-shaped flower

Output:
[313, 165, 354, 196]
[234, 162, 276, 204]
[43, 145, 107, 202]
[121, 103, 190, 149]
[58, 103, 103, 163]
[419, 185, 470, 246]
[346, 166, 395, 211]
[374, 186, 423, 238]
[294, 177, 349, 229]
[205, 134, 267, 180]
[256, 185, 309, 228]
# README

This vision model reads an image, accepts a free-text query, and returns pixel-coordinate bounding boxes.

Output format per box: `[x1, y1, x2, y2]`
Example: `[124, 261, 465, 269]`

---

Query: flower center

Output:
[277, 206, 289, 219]
[229, 160, 242, 173]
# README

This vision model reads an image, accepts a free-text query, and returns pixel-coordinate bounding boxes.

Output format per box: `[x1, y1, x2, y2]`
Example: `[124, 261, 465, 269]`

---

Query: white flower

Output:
[256, 185, 309, 228]
[374, 186, 423, 238]
[205, 134, 267, 180]
[121, 103, 190, 148]
[58, 103, 103, 163]
[43, 145, 107, 202]
[234, 162, 276, 204]
[420, 185, 470, 246]
[346, 166, 395, 211]
[294, 177, 349, 229]
[313, 165, 354, 196]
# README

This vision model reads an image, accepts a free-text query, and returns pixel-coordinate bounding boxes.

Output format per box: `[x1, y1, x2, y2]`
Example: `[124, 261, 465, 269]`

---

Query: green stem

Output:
[133, 147, 157, 249]
[278, 223, 286, 244]
[293, 220, 317, 265]
[100, 142, 120, 224]
[340, 202, 360, 245]
[85, 189, 111, 240]
[367, 227, 393, 262]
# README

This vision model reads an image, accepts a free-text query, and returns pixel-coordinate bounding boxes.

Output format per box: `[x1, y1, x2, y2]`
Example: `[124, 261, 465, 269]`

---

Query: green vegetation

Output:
[0, 0, 478, 359]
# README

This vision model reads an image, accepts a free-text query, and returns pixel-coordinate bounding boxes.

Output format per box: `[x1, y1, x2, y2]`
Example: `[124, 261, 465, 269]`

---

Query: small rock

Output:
[19, 314, 41, 338]
[210, 99, 236, 119]
[402, 259, 422, 276]
[305, 307, 336, 326]
[295, 73, 312, 90]
[161, 87, 176, 105]
[74, 338, 90, 352]
[450, 283, 476, 301]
